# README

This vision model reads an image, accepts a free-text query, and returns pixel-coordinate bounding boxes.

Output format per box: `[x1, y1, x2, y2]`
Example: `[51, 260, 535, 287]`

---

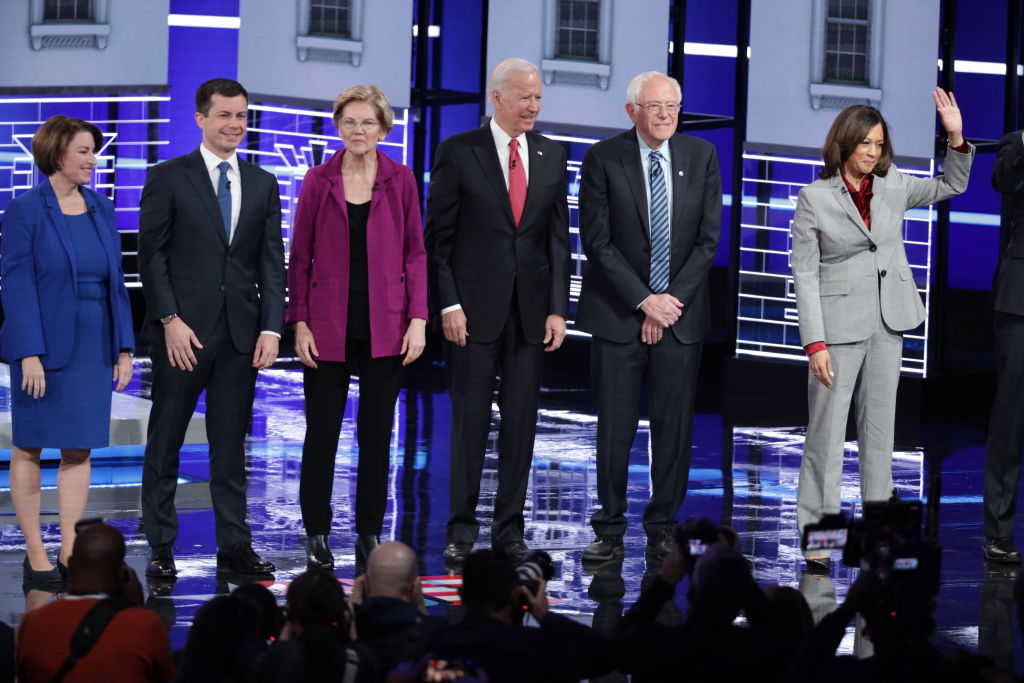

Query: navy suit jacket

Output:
[0, 180, 134, 369]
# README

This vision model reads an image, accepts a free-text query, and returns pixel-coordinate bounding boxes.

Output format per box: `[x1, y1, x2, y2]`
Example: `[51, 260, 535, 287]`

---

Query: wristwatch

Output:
[160, 314, 179, 325]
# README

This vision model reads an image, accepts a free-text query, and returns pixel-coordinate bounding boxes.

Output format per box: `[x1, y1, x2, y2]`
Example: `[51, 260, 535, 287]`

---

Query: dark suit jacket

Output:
[992, 130, 1024, 315]
[575, 128, 722, 344]
[0, 181, 134, 369]
[138, 148, 286, 352]
[424, 123, 570, 344]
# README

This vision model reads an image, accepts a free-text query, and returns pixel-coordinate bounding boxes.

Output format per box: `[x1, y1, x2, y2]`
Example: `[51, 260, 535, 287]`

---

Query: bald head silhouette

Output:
[365, 542, 418, 600]
[68, 523, 127, 594]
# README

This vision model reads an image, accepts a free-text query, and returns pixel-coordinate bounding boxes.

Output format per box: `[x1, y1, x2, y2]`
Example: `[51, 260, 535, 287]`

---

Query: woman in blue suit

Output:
[0, 115, 135, 583]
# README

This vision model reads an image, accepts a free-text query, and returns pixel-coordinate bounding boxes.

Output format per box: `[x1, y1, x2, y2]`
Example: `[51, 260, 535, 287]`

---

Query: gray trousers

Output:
[796, 315, 902, 548]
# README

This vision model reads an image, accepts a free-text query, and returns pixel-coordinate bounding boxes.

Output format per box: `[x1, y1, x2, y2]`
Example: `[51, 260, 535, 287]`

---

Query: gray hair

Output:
[488, 57, 541, 98]
[626, 71, 682, 105]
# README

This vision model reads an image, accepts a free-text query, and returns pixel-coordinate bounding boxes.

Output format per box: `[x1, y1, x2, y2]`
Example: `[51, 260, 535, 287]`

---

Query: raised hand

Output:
[932, 87, 964, 148]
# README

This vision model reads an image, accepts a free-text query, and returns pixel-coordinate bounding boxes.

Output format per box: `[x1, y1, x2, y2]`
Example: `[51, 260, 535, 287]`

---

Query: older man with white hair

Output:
[425, 57, 570, 564]
[576, 71, 722, 562]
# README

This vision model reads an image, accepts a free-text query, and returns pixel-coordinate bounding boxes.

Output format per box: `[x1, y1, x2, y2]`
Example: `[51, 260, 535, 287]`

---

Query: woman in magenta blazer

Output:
[287, 85, 427, 570]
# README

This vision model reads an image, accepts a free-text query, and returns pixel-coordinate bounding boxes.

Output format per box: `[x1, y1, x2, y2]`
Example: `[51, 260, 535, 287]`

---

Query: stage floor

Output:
[0, 355, 1019, 673]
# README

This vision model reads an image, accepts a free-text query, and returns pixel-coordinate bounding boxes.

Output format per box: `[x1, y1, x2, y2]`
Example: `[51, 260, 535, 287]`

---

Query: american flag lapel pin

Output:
[537, 150, 543, 155]
[678, 171, 684, 176]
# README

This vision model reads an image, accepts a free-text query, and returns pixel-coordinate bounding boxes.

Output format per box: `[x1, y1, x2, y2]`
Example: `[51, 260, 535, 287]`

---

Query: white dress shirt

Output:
[199, 143, 241, 243]
[441, 118, 531, 316]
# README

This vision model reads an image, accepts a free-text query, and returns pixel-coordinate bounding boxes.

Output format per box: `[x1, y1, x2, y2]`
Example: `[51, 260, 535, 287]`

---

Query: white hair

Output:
[488, 58, 540, 98]
[626, 71, 682, 105]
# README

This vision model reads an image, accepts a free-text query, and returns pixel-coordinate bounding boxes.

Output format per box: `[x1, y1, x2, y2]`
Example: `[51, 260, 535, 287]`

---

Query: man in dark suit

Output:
[577, 71, 721, 561]
[138, 79, 285, 577]
[424, 58, 570, 563]
[985, 129, 1024, 563]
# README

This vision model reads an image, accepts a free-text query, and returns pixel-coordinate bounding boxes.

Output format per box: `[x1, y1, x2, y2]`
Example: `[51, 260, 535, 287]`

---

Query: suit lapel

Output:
[620, 131, 651, 244]
[830, 175, 872, 240]
[235, 159, 263, 248]
[519, 132, 549, 228]
[669, 135, 690, 233]
[185, 149, 229, 248]
[41, 182, 77, 282]
[867, 174, 887, 238]
[472, 125, 515, 227]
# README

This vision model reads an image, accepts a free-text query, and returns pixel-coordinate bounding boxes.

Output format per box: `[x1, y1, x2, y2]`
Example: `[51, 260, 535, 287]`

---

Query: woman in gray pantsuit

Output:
[791, 89, 972, 568]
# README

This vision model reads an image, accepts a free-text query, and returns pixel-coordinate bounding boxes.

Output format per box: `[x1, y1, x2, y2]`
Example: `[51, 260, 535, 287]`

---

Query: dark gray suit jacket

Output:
[138, 148, 286, 353]
[575, 129, 722, 344]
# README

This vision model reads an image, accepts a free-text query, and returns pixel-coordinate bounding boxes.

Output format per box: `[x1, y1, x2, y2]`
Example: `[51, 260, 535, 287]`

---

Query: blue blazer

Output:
[0, 180, 134, 369]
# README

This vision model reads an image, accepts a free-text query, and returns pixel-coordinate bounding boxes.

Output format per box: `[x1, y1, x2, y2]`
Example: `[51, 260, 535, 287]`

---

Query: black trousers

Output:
[142, 313, 257, 552]
[299, 339, 405, 536]
[985, 311, 1024, 538]
[589, 333, 701, 538]
[445, 302, 543, 547]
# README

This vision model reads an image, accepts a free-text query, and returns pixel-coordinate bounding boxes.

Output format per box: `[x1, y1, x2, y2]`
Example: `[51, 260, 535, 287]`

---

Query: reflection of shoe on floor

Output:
[804, 555, 830, 576]
[217, 543, 276, 576]
[495, 540, 529, 562]
[645, 529, 674, 559]
[982, 537, 1022, 564]
[583, 536, 623, 562]
[443, 542, 472, 564]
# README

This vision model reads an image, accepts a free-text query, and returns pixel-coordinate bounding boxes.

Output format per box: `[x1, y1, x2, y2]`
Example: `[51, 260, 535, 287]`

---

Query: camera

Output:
[516, 550, 555, 595]
[801, 494, 923, 568]
[675, 518, 737, 564]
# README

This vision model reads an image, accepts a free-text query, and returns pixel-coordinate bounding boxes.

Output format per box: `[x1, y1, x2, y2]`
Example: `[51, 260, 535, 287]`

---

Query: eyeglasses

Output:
[339, 118, 380, 131]
[635, 102, 681, 114]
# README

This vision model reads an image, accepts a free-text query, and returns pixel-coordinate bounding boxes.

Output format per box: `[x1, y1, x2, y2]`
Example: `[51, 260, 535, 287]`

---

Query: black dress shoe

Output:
[217, 543, 276, 576]
[306, 535, 334, 571]
[805, 556, 830, 576]
[983, 537, 1022, 563]
[146, 544, 177, 579]
[22, 556, 63, 584]
[646, 529, 675, 559]
[496, 540, 529, 562]
[443, 542, 472, 564]
[355, 534, 380, 568]
[582, 536, 624, 562]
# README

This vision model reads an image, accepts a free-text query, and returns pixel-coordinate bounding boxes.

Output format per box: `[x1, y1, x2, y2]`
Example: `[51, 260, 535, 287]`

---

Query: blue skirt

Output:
[10, 281, 113, 449]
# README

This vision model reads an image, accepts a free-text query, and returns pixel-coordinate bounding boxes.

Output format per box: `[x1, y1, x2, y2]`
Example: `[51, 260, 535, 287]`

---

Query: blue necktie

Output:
[648, 150, 670, 293]
[217, 160, 232, 241]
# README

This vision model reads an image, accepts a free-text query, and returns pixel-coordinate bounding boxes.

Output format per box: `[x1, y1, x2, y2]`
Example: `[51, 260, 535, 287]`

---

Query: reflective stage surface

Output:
[0, 354, 1019, 673]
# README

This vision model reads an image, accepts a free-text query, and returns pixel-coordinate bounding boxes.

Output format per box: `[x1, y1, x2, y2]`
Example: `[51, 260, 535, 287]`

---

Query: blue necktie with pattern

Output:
[648, 150, 670, 293]
[217, 160, 232, 241]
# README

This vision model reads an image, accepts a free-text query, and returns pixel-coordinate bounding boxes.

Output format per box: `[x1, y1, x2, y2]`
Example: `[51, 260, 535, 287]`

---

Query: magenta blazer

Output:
[286, 148, 428, 361]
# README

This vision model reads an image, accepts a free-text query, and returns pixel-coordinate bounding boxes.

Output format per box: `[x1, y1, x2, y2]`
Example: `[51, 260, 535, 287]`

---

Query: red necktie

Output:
[508, 138, 527, 227]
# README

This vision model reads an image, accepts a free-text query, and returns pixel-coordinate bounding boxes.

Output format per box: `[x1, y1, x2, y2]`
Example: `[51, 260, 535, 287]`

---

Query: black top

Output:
[346, 200, 371, 341]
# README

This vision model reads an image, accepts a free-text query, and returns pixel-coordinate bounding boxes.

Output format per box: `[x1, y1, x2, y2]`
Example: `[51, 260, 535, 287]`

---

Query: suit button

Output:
[880, 270, 887, 277]
[220, 284, 226, 292]
[869, 245, 877, 252]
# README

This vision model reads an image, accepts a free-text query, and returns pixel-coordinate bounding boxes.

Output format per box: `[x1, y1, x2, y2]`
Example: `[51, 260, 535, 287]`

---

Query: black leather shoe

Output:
[497, 540, 529, 562]
[22, 556, 62, 584]
[306, 535, 334, 571]
[443, 542, 472, 564]
[217, 543, 276, 576]
[805, 556, 830, 575]
[57, 559, 69, 582]
[582, 536, 624, 562]
[983, 537, 1022, 563]
[355, 534, 380, 569]
[646, 529, 675, 559]
[146, 544, 177, 578]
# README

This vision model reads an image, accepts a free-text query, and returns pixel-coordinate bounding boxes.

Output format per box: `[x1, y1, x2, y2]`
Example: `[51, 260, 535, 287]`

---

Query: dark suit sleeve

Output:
[424, 139, 462, 311]
[547, 145, 571, 317]
[579, 144, 654, 310]
[138, 163, 179, 323]
[0, 199, 47, 360]
[667, 144, 722, 309]
[257, 176, 286, 335]
[993, 130, 1024, 195]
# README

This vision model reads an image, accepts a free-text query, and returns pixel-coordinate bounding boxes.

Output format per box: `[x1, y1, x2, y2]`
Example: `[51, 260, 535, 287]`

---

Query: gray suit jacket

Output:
[791, 145, 974, 346]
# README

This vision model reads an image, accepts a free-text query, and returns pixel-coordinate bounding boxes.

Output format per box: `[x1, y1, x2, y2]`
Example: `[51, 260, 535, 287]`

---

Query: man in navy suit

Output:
[424, 58, 571, 563]
[576, 71, 721, 561]
[138, 78, 285, 577]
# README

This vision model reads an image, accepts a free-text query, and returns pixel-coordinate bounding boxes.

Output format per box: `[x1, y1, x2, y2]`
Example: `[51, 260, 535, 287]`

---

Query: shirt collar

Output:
[490, 117, 525, 149]
[842, 174, 873, 196]
[199, 143, 239, 175]
[637, 132, 670, 162]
